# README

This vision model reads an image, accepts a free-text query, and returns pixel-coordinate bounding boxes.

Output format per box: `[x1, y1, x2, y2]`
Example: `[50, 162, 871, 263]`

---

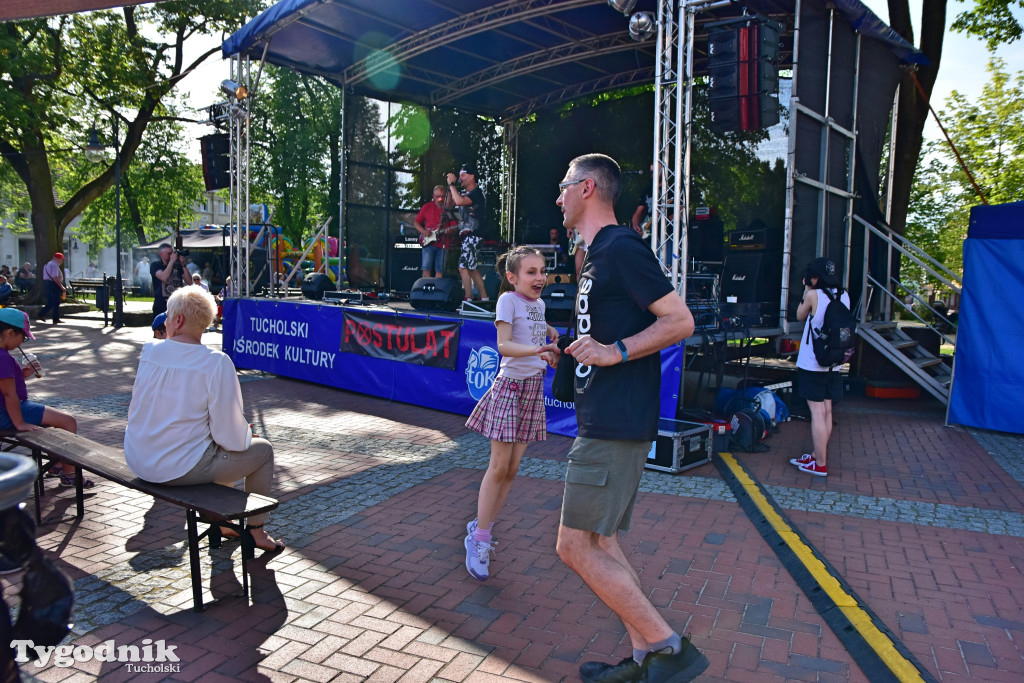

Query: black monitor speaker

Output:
[200, 133, 230, 192]
[409, 277, 462, 311]
[301, 272, 334, 301]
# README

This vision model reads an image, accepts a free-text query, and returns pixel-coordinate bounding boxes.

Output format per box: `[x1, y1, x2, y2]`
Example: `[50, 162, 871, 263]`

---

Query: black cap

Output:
[806, 257, 840, 288]
[459, 162, 478, 177]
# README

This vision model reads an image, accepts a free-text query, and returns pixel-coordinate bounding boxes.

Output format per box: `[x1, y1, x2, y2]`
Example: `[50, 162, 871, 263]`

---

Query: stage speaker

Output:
[688, 215, 724, 263]
[721, 252, 781, 303]
[542, 282, 577, 325]
[200, 133, 230, 192]
[302, 272, 334, 301]
[410, 277, 462, 311]
[389, 245, 422, 294]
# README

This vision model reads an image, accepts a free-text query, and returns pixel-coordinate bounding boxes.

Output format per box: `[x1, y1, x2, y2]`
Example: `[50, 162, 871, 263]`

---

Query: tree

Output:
[886, 0, 1022, 237]
[0, 1, 262, 300]
[905, 58, 1023, 289]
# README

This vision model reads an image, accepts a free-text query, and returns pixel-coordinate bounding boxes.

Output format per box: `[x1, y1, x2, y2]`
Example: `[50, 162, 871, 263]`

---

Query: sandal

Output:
[241, 524, 285, 560]
[58, 472, 95, 489]
[44, 464, 63, 478]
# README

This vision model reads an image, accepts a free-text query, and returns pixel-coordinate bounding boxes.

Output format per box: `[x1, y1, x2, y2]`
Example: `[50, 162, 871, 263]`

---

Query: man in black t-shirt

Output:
[446, 162, 489, 302]
[543, 154, 703, 683]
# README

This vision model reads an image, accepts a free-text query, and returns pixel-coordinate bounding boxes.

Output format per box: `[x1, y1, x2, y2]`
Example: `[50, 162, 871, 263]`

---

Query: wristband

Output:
[615, 340, 628, 364]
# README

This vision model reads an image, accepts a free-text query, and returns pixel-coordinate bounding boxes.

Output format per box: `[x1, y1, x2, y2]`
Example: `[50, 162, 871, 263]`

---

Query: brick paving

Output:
[3, 309, 1023, 681]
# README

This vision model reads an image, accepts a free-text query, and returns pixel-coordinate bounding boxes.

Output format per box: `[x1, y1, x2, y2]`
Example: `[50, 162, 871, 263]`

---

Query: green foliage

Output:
[905, 58, 1024, 288]
[952, 0, 1024, 51]
[0, 1, 265, 297]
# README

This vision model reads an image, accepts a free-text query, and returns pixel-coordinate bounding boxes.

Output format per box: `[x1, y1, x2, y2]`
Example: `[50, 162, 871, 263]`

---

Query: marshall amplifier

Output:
[389, 243, 422, 294]
[728, 228, 767, 251]
[721, 253, 781, 303]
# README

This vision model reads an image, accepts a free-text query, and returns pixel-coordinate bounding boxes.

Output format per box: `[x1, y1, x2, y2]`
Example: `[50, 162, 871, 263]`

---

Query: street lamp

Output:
[84, 119, 123, 329]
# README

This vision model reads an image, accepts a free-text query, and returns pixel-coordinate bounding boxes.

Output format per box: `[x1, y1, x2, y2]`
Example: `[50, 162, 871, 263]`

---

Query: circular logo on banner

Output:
[465, 346, 500, 400]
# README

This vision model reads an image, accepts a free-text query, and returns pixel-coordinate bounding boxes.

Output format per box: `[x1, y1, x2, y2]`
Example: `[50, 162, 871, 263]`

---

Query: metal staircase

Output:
[856, 322, 952, 403]
[855, 216, 961, 405]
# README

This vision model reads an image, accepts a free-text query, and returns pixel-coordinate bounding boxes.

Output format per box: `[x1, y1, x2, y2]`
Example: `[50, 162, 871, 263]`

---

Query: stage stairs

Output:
[856, 322, 952, 403]
[856, 216, 960, 406]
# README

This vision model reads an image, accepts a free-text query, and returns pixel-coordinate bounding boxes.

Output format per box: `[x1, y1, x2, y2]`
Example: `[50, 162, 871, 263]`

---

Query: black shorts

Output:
[797, 368, 843, 403]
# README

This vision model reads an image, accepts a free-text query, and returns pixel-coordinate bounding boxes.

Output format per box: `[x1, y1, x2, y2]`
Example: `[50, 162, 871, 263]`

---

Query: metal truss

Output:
[432, 33, 639, 107]
[652, 0, 685, 293]
[344, 0, 595, 87]
[501, 67, 653, 121]
[228, 55, 253, 298]
[501, 121, 520, 244]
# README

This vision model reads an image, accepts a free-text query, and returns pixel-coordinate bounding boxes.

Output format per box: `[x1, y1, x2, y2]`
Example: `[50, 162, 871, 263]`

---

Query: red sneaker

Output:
[798, 462, 828, 477]
[789, 453, 814, 467]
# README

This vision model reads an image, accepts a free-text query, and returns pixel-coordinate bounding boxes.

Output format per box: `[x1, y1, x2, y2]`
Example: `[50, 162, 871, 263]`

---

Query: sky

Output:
[175, 1, 1024, 161]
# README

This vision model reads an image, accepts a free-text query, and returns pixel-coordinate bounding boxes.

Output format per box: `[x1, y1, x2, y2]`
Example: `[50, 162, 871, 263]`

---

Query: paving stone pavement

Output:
[4, 312, 1023, 681]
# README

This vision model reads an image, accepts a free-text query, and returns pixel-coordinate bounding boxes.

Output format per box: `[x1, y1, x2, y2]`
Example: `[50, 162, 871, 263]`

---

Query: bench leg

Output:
[185, 510, 205, 612]
[31, 448, 43, 524]
[74, 468, 84, 519]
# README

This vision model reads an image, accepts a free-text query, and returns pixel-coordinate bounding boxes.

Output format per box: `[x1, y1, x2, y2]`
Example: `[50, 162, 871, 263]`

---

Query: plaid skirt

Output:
[466, 373, 547, 443]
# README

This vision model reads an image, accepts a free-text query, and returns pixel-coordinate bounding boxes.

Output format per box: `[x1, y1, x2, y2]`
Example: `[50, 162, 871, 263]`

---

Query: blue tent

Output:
[948, 201, 1024, 434]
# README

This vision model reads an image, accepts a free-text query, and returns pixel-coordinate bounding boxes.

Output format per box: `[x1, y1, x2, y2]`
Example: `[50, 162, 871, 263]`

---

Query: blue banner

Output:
[340, 308, 461, 369]
[223, 299, 682, 438]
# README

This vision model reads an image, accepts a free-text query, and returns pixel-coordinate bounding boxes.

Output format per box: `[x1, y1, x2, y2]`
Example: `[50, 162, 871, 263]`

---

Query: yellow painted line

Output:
[718, 452, 927, 683]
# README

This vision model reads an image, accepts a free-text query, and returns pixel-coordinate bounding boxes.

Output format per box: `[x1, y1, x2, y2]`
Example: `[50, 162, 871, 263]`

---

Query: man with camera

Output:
[151, 244, 188, 315]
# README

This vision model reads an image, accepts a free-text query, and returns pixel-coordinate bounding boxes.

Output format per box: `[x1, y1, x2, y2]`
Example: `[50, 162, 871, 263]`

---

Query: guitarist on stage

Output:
[413, 185, 456, 279]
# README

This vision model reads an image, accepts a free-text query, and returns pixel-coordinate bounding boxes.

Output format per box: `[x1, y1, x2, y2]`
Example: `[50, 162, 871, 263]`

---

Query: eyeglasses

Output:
[558, 178, 587, 194]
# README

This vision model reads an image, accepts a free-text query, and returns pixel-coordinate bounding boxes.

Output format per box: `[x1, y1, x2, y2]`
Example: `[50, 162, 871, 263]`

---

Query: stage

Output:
[222, 298, 686, 438]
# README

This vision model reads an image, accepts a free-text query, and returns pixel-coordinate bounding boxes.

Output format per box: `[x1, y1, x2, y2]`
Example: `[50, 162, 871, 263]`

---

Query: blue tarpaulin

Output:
[947, 201, 1024, 434]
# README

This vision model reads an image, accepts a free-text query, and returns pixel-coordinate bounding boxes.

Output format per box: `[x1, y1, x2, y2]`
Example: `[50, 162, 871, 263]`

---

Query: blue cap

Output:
[152, 312, 167, 330]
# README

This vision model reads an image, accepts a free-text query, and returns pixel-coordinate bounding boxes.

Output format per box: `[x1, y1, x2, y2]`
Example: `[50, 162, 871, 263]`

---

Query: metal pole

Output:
[114, 117, 123, 329]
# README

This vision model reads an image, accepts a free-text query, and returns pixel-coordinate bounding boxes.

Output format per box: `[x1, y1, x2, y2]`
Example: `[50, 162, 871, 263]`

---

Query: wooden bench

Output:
[67, 278, 140, 297]
[2, 429, 279, 612]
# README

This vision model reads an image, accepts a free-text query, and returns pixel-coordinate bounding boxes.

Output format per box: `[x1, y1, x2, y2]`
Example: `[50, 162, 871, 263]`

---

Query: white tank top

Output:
[796, 288, 851, 372]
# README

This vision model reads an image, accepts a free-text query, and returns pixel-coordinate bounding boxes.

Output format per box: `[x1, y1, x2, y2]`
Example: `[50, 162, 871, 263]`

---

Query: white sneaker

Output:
[464, 534, 494, 581]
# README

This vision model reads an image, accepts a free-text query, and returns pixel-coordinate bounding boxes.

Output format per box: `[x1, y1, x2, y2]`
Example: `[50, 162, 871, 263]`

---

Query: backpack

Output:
[807, 288, 856, 368]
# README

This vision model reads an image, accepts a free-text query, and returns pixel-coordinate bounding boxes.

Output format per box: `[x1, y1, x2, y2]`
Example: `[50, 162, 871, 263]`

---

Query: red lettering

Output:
[384, 324, 400, 350]
[372, 323, 383, 348]
[410, 328, 423, 355]
[343, 318, 358, 343]
[396, 326, 409, 352]
[439, 330, 456, 358]
[357, 322, 372, 346]
[423, 330, 438, 357]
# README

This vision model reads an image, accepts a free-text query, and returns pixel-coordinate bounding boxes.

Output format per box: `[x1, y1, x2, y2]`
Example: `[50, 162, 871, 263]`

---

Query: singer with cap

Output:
[446, 162, 490, 303]
[37, 252, 66, 325]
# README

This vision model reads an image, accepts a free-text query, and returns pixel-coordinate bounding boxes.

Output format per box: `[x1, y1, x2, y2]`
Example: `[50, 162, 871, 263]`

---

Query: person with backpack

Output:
[791, 257, 852, 477]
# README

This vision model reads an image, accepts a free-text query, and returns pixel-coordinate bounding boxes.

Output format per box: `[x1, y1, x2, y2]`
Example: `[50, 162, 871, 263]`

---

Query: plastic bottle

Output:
[21, 353, 42, 378]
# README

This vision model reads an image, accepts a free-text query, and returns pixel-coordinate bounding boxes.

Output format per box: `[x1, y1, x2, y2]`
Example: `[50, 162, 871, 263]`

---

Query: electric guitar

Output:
[419, 224, 457, 248]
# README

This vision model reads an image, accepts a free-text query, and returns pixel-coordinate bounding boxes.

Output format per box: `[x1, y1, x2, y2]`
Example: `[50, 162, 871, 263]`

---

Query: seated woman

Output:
[124, 286, 284, 558]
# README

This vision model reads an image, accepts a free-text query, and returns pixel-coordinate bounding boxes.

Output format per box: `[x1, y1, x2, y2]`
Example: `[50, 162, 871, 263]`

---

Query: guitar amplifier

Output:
[728, 228, 767, 250]
[389, 243, 422, 294]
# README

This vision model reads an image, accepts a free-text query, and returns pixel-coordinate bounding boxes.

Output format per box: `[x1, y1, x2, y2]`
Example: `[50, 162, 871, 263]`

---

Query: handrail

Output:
[855, 215, 961, 292]
[865, 272, 956, 347]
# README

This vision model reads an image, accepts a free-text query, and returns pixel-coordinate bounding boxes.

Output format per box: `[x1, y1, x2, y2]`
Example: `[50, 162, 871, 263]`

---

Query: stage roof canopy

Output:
[222, 0, 925, 122]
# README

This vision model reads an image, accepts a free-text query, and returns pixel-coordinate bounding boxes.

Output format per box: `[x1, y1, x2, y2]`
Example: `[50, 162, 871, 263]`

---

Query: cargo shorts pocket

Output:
[566, 464, 608, 487]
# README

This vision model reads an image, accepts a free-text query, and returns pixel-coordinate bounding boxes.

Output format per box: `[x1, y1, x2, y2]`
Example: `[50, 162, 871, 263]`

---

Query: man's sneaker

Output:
[638, 639, 709, 683]
[789, 453, 814, 467]
[798, 461, 828, 477]
[580, 656, 640, 683]
[464, 534, 494, 581]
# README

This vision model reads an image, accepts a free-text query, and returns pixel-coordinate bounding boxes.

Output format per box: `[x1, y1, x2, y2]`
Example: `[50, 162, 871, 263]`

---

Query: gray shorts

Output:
[560, 437, 650, 537]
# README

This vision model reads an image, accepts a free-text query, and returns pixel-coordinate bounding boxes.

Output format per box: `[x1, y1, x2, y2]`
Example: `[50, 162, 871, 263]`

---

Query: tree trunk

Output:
[887, 0, 947, 236]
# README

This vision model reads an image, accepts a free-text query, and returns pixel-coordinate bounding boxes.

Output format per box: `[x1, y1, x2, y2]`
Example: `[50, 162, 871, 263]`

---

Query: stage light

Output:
[220, 79, 248, 101]
[629, 12, 655, 42]
[607, 0, 637, 16]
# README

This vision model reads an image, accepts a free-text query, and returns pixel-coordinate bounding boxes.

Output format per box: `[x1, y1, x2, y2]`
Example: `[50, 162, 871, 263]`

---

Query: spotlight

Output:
[220, 79, 249, 101]
[607, 0, 637, 16]
[629, 12, 656, 42]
